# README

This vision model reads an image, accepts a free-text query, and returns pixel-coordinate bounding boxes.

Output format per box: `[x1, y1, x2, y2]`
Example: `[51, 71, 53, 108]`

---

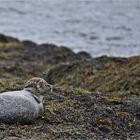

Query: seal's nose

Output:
[45, 84, 53, 94]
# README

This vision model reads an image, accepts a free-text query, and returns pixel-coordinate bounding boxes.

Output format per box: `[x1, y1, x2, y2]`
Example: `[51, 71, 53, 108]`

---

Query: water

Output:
[0, 0, 140, 57]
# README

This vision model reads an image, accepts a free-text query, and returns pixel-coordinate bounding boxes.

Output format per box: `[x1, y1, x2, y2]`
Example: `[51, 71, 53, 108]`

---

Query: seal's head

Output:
[24, 77, 52, 95]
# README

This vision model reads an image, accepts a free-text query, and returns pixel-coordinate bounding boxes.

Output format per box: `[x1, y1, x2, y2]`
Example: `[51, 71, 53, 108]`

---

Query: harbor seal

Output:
[0, 77, 52, 124]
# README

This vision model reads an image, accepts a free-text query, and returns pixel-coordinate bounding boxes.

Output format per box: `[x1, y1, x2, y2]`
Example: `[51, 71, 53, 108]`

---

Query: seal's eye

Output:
[37, 84, 41, 89]
[46, 84, 53, 93]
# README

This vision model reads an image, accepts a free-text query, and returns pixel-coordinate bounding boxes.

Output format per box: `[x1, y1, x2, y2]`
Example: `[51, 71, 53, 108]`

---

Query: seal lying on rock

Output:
[0, 77, 52, 124]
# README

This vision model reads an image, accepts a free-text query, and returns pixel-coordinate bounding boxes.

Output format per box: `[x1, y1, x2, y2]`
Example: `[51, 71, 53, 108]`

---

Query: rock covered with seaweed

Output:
[0, 34, 139, 139]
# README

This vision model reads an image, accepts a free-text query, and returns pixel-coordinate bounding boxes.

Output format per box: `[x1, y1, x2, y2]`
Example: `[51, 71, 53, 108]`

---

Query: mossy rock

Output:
[45, 56, 140, 95]
[0, 34, 139, 139]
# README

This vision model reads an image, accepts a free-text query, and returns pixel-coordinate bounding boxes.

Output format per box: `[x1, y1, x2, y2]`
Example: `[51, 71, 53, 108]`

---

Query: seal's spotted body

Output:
[0, 77, 52, 124]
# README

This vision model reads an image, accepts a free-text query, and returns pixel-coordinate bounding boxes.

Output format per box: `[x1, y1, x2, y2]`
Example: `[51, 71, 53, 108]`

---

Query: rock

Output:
[0, 34, 91, 80]
[77, 51, 92, 59]
[45, 56, 140, 95]
[22, 40, 38, 48]
[0, 34, 19, 43]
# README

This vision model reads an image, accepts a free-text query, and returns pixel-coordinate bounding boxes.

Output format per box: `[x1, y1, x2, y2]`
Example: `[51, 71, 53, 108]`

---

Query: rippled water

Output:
[0, 0, 140, 57]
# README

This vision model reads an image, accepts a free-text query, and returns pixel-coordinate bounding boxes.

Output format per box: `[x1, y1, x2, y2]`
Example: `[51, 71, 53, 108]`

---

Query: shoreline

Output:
[1, 33, 140, 58]
[0, 33, 139, 139]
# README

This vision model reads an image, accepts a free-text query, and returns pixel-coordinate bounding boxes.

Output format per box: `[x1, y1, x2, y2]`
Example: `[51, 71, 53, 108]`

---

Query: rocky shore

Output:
[0, 34, 139, 140]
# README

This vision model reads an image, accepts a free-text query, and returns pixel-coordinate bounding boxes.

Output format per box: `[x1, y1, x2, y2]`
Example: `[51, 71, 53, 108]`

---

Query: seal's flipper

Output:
[32, 94, 42, 104]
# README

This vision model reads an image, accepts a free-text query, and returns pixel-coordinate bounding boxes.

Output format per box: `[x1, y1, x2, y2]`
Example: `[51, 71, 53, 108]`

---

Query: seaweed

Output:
[0, 34, 139, 139]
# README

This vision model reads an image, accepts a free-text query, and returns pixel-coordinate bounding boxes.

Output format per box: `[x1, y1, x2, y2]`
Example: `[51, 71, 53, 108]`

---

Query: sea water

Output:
[0, 0, 140, 57]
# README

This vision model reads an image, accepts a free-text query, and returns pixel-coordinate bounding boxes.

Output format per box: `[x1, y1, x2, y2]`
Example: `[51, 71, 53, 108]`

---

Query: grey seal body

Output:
[0, 77, 52, 124]
[0, 89, 43, 124]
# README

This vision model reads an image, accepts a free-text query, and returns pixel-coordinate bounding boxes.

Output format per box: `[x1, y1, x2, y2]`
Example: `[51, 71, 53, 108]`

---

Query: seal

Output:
[0, 77, 52, 124]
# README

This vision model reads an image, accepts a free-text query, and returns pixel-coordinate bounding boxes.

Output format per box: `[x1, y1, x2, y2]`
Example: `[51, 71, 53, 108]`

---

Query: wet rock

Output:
[77, 51, 92, 59]
[0, 34, 19, 43]
[22, 40, 38, 48]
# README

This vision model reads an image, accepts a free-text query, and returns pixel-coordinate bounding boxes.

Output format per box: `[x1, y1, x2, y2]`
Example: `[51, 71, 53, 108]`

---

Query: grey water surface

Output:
[0, 0, 140, 57]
